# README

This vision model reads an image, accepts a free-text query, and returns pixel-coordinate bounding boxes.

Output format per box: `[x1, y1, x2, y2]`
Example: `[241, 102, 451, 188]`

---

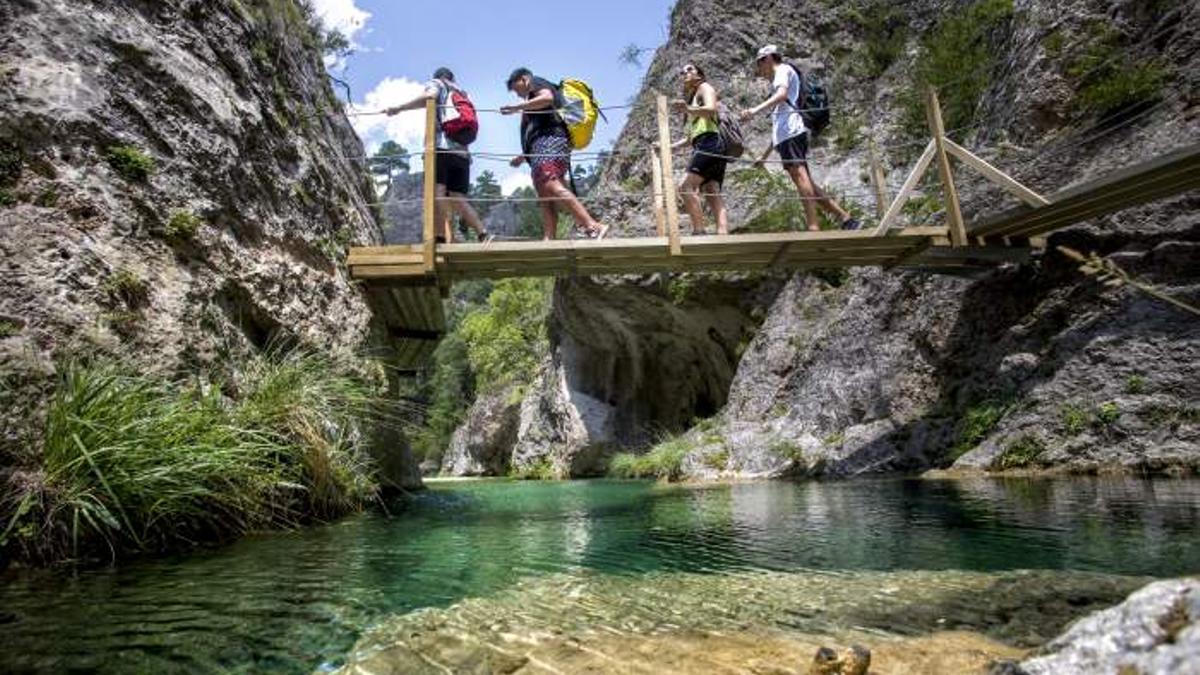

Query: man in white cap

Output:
[739, 45, 860, 232]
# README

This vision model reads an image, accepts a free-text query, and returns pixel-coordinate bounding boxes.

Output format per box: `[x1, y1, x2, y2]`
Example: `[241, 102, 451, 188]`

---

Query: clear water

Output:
[3, 476, 1199, 673]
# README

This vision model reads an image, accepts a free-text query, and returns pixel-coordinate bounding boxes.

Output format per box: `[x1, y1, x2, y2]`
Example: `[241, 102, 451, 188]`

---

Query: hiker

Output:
[500, 68, 608, 241]
[659, 63, 729, 236]
[385, 68, 493, 244]
[738, 45, 860, 232]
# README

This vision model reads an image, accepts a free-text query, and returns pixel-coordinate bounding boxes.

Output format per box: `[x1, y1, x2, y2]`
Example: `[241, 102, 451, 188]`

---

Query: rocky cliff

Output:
[0, 1, 419, 490]
[443, 0, 1198, 480]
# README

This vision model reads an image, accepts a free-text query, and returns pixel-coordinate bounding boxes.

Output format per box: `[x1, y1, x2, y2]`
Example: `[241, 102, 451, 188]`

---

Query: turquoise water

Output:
[3, 476, 1199, 672]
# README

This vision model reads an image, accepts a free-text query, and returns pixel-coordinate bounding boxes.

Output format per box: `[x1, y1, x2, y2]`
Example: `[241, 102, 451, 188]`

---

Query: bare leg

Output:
[435, 184, 453, 241]
[703, 182, 728, 235]
[786, 164, 821, 231]
[680, 172, 707, 234]
[539, 178, 601, 234]
[535, 183, 557, 240]
[806, 170, 851, 222]
[447, 192, 487, 238]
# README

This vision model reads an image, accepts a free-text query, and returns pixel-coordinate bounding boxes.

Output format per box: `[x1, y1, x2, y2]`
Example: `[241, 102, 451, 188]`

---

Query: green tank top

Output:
[688, 88, 719, 141]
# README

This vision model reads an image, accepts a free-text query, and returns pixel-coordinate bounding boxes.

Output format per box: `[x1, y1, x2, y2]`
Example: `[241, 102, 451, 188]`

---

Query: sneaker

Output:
[840, 217, 862, 231]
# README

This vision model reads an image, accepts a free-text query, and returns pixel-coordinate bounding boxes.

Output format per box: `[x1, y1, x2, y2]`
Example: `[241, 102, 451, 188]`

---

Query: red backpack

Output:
[440, 83, 478, 146]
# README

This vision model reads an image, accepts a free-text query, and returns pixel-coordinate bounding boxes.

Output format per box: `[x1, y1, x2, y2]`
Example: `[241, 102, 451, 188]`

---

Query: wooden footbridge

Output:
[349, 91, 1200, 370]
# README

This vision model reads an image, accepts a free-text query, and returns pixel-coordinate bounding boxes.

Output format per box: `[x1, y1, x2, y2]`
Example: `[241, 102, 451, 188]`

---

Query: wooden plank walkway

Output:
[346, 227, 1010, 282]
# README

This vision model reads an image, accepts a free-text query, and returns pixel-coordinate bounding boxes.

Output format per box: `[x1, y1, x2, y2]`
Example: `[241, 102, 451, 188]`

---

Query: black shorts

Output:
[776, 133, 809, 167]
[686, 132, 727, 187]
[435, 152, 470, 195]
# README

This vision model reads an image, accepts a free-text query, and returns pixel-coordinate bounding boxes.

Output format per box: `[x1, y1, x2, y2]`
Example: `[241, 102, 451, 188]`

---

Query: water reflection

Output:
[2, 476, 1198, 673]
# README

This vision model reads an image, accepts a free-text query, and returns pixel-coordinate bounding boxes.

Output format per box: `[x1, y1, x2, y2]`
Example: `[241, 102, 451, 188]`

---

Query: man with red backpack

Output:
[385, 68, 493, 244]
[739, 46, 861, 232]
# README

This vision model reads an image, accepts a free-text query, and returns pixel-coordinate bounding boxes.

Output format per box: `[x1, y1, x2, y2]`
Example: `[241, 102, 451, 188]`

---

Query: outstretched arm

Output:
[500, 88, 555, 115]
[384, 87, 437, 115]
[739, 85, 788, 121]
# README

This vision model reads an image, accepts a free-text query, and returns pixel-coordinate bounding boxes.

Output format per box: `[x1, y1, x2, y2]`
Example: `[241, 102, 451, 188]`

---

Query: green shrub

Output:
[1125, 375, 1146, 395]
[2, 349, 382, 560]
[901, 0, 1014, 138]
[106, 145, 155, 182]
[1097, 401, 1120, 426]
[850, 4, 909, 78]
[703, 447, 729, 470]
[34, 188, 58, 207]
[997, 435, 1044, 470]
[165, 211, 202, 241]
[0, 319, 20, 338]
[948, 398, 1014, 460]
[410, 332, 472, 464]
[1060, 405, 1088, 436]
[0, 140, 21, 186]
[831, 116, 865, 153]
[1066, 23, 1167, 117]
[608, 437, 691, 481]
[511, 458, 557, 481]
[0, 189, 15, 207]
[103, 268, 150, 309]
[770, 439, 805, 463]
[460, 278, 551, 392]
[822, 431, 845, 447]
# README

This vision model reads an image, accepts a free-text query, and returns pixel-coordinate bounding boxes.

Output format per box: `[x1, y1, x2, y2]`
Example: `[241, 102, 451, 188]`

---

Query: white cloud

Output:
[308, 0, 371, 44]
[500, 171, 532, 196]
[350, 77, 430, 166]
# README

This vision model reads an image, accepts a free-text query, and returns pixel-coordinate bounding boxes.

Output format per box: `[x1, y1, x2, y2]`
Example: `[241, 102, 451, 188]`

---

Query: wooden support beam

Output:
[649, 148, 667, 237]
[942, 138, 1050, 208]
[872, 140, 936, 236]
[422, 98, 437, 272]
[925, 86, 967, 247]
[868, 137, 889, 220]
[656, 94, 682, 256]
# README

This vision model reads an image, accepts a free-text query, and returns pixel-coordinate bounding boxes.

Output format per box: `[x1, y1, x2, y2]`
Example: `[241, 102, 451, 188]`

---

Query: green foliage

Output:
[703, 448, 730, 471]
[103, 268, 150, 309]
[470, 170, 502, 219]
[997, 435, 1044, 470]
[770, 439, 805, 463]
[369, 140, 410, 183]
[1140, 404, 1200, 431]
[106, 145, 155, 182]
[830, 116, 864, 153]
[949, 398, 1014, 460]
[608, 437, 691, 481]
[848, 3, 909, 78]
[459, 278, 551, 392]
[822, 431, 845, 447]
[165, 211, 202, 241]
[0, 319, 20, 338]
[4, 350, 381, 560]
[731, 169, 806, 233]
[901, 190, 942, 225]
[1125, 375, 1146, 395]
[1065, 23, 1167, 117]
[667, 275, 695, 305]
[0, 139, 21, 186]
[1097, 401, 1120, 426]
[511, 186, 545, 239]
[901, 0, 1014, 138]
[411, 332, 472, 464]
[510, 458, 557, 481]
[619, 174, 647, 193]
[1060, 405, 1088, 436]
[34, 187, 58, 208]
[0, 188, 17, 207]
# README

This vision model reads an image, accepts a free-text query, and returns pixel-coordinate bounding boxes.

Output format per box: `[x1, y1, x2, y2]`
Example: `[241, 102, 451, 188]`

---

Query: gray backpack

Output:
[716, 102, 745, 159]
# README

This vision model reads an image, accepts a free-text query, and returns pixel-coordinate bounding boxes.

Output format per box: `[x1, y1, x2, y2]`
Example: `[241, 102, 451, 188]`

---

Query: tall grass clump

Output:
[608, 437, 692, 481]
[2, 347, 384, 563]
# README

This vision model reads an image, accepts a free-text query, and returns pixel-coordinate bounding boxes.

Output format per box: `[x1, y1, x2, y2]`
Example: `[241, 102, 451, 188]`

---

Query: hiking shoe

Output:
[840, 218, 862, 231]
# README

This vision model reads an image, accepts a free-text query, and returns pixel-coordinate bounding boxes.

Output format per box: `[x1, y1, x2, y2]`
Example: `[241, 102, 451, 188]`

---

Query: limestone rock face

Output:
[585, 0, 1200, 480]
[1014, 578, 1200, 675]
[441, 387, 521, 477]
[0, 1, 419, 485]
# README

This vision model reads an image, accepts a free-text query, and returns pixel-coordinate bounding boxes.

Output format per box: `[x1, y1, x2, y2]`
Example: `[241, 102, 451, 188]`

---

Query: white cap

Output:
[756, 44, 781, 60]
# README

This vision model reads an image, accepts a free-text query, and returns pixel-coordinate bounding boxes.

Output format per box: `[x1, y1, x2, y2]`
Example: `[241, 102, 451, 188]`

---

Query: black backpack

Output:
[786, 63, 830, 137]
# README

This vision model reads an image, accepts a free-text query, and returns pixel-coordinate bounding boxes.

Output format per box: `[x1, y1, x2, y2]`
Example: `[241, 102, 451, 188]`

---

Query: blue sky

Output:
[312, 0, 677, 194]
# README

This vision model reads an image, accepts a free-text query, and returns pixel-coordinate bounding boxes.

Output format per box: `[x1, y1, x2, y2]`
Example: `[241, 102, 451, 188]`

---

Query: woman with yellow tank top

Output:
[660, 62, 728, 235]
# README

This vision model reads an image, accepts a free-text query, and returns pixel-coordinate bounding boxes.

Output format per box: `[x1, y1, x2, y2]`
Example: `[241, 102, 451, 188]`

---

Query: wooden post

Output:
[649, 148, 667, 237]
[925, 86, 967, 247]
[655, 94, 681, 256]
[422, 97, 437, 272]
[868, 137, 889, 220]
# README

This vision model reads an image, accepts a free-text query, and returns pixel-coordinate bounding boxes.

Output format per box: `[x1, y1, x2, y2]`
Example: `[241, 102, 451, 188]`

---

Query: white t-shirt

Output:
[770, 64, 806, 146]
[424, 79, 468, 154]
